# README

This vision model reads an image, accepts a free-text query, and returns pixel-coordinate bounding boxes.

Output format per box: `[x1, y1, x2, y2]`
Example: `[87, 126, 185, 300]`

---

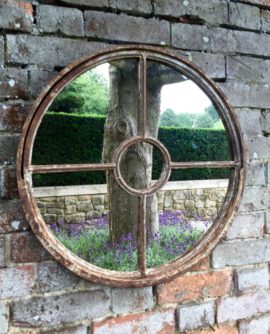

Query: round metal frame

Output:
[16, 45, 246, 287]
[113, 136, 171, 196]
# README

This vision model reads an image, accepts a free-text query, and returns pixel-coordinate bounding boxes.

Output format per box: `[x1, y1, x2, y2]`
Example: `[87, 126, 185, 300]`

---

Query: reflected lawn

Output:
[51, 211, 211, 271]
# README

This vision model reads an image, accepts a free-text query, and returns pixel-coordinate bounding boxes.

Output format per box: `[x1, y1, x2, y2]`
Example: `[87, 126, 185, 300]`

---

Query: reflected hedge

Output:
[32, 113, 231, 186]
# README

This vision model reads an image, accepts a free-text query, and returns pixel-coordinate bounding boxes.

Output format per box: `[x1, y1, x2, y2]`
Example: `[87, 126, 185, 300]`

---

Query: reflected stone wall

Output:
[34, 180, 228, 224]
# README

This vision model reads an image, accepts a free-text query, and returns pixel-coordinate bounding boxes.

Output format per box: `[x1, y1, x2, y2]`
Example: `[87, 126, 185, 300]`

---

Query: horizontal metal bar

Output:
[29, 163, 116, 174]
[170, 161, 239, 169]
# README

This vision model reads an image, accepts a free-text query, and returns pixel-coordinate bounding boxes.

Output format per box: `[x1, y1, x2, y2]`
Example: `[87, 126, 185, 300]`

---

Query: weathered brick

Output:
[172, 24, 210, 51]
[0, 36, 4, 65]
[12, 290, 110, 326]
[235, 108, 262, 137]
[0, 68, 28, 99]
[36, 262, 79, 293]
[60, 0, 109, 7]
[0, 265, 35, 299]
[228, 56, 270, 84]
[226, 212, 264, 240]
[1, 166, 19, 199]
[92, 309, 175, 334]
[178, 302, 215, 332]
[10, 232, 52, 263]
[262, 10, 270, 32]
[212, 239, 270, 269]
[189, 257, 210, 272]
[219, 82, 270, 108]
[42, 326, 87, 334]
[110, 0, 152, 15]
[211, 28, 270, 57]
[7, 34, 108, 68]
[184, 52, 225, 79]
[261, 109, 270, 136]
[0, 302, 9, 334]
[85, 11, 170, 45]
[237, 265, 269, 292]
[0, 200, 28, 233]
[240, 0, 270, 8]
[229, 2, 260, 30]
[0, 135, 19, 164]
[0, 235, 6, 268]
[239, 186, 269, 212]
[0, 102, 30, 132]
[245, 162, 266, 186]
[0, 0, 33, 32]
[155, 0, 228, 25]
[28, 69, 56, 98]
[112, 287, 154, 314]
[239, 315, 270, 334]
[218, 290, 270, 323]
[266, 211, 270, 233]
[38, 5, 84, 37]
[246, 137, 270, 160]
[188, 325, 238, 334]
[157, 270, 232, 304]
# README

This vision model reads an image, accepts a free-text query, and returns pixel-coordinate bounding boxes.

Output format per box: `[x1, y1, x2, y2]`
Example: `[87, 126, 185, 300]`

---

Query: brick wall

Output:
[0, 0, 270, 333]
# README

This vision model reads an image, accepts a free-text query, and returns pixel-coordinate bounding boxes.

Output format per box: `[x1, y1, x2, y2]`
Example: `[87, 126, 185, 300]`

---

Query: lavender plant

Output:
[51, 211, 211, 271]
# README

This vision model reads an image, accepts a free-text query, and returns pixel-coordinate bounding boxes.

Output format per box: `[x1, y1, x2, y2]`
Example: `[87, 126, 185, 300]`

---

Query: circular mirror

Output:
[17, 46, 245, 287]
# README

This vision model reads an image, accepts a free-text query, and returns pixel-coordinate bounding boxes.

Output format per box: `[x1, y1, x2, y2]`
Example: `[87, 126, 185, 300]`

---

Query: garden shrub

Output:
[32, 112, 231, 186]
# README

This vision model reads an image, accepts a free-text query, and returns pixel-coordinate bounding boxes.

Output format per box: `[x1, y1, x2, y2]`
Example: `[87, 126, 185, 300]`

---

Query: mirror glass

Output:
[31, 58, 231, 271]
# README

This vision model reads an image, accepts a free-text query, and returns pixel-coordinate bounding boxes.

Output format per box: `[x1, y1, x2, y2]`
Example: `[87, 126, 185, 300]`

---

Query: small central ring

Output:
[113, 136, 171, 196]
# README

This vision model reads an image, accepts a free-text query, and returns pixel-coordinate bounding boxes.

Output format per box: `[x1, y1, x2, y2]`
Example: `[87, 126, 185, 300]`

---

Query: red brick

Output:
[157, 270, 233, 304]
[0, 0, 33, 32]
[10, 232, 52, 263]
[0, 265, 35, 299]
[189, 257, 210, 272]
[187, 325, 238, 334]
[93, 309, 175, 334]
[17, 1, 33, 16]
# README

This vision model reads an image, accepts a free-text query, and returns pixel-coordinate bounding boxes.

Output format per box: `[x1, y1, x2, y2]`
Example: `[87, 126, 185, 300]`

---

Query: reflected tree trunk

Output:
[102, 61, 184, 243]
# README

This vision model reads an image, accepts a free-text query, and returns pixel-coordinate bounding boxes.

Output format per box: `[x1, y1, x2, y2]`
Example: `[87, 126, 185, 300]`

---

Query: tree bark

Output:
[102, 60, 185, 243]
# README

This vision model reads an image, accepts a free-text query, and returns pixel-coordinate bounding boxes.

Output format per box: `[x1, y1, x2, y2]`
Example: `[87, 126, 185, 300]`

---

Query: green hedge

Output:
[32, 113, 231, 187]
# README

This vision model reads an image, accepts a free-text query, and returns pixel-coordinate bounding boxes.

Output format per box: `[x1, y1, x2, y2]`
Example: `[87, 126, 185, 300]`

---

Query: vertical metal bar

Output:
[138, 55, 147, 138]
[137, 195, 147, 276]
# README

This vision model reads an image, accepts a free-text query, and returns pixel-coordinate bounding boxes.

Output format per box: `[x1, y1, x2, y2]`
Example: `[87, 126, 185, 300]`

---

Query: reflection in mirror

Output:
[32, 59, 140, 271]
[144, 61, 230, 267]
[31, 57, 232, 272]
[32, 171, 138, 271]
[120, 143, 164, 191]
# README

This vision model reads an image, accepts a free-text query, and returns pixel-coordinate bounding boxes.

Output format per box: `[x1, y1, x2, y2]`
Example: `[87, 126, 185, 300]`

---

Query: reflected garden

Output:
[32, 59, 231, 271]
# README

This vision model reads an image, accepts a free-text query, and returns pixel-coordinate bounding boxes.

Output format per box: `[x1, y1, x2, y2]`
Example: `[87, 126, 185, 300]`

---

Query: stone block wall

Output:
[33, 180, 228, 224]
[1, 0, 270, 333]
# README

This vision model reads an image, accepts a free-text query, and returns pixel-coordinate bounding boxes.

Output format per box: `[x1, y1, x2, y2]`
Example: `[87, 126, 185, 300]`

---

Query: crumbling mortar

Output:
[2, 33, 7, 67]
[32, 3, 38, 26]
[231, 0, 270, 10]
[218, 22, 263, 33]
[260, 8, 263, 32]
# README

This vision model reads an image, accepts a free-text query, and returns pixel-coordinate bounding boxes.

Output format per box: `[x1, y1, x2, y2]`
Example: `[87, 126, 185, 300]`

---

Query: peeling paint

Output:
[11, 221, 21, 230]
[203, 36, 209, 43]
[8, 79, 15, 88]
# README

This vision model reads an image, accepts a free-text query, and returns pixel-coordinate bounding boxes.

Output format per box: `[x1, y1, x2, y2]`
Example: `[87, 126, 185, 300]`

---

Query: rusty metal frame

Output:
[16, 45, 246, 288]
